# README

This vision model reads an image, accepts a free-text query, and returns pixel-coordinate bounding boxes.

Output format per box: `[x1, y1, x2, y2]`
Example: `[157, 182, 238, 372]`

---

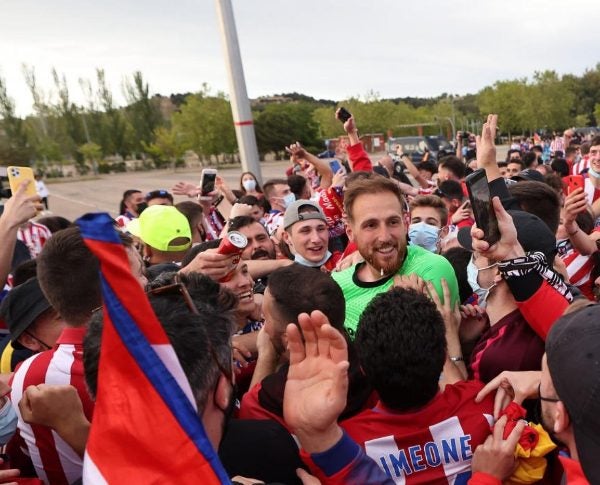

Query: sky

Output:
[1, 0, 599, 116]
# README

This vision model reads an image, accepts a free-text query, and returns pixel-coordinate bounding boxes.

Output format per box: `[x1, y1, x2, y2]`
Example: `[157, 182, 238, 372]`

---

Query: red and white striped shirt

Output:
[10, 327, 94, 485]
[558, 239, 596, 301]
[571, 155, 590, 175]
[17, 222, 52, 258]
[550, 137, 565, 154]
[341, 381, 494, 484]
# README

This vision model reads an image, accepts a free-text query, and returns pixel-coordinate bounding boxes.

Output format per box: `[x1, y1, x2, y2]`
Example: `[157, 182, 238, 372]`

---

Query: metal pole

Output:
[214, 0, 262, 182]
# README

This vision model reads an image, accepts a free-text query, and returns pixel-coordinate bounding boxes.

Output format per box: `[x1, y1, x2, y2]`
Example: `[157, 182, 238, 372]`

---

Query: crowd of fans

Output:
[0, 111, 599, 484]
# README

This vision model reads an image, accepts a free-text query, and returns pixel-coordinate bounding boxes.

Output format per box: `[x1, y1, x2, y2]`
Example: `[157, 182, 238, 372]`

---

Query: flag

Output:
[77, 213, 230, 484]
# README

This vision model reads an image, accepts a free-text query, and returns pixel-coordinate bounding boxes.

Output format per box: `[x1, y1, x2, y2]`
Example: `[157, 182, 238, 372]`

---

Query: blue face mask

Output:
[294, 251, 332, 268]
[281, 192, 296, 209]
[408, 222, 440, 253]
[466, 256, 497, 308]
[588, 167, 600, 179]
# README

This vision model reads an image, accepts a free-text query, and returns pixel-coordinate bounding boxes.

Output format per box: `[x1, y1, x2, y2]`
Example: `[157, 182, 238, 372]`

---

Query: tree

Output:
[77, 142, 102, 175]
[143, 126, 185, 170]
[0, 74, 31, 164]
[123, 71, 162, 154]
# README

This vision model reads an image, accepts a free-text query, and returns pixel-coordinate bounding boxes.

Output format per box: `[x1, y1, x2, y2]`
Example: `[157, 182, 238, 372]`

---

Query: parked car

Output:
[387, 135, 453, 164]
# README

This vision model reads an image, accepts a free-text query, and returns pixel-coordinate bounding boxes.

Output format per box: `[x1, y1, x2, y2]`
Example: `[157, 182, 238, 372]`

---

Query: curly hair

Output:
[355, 287, 446, 411]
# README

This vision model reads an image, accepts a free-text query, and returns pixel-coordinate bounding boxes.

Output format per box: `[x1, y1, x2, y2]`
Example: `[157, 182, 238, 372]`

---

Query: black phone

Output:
[200, 169, 217, 197]
[337, 107, 352, 123]
[465, 169, 500, 246]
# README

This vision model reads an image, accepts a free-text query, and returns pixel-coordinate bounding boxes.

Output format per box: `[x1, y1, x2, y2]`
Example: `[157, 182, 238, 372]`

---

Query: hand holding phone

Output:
[465, 169, 500, 245]
[199, 169, 217, 199]
[7, 166, 37, 200]
[329, 159, 343, 174]
[336, 107, 352, 123]
[562, 175, 584, 196]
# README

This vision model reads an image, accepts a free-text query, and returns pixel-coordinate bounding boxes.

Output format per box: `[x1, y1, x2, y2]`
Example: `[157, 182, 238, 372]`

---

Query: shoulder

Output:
[403, 246, 454, 274]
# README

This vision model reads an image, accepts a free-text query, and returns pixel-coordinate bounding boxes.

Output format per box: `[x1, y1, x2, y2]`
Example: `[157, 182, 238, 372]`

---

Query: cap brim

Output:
[9, 298, 51, 344]
[456, 226, 474, 251]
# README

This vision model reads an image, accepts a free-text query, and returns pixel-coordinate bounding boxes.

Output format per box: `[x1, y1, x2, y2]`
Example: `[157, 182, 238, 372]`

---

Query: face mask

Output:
[136, 202, 148, 215]
[588, 167, 600, 179]
[408, 222, 440, 253]
[281, 192, 296, 209]
[242, 179, 256, 192]
[466, 257, 498, 308]
[294, 251, 332, 268]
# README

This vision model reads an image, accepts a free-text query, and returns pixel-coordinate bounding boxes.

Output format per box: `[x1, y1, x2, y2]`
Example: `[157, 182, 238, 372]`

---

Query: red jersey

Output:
[17, 222, 52, 258]
[9, 327, 94, 485]
[341, 381, 494, 484]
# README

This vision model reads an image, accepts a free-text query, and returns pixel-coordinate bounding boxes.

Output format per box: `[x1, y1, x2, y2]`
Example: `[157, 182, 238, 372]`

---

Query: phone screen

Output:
[337, 107, 351, 123]
[201, 172, 216, 196]
[329, 160, 342, 173]
[465, 169, 500, 245]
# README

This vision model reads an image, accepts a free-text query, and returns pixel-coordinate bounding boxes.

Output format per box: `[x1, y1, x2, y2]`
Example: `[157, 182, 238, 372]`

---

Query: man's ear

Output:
[16, 333, 43, 353]
[554, 401, 571, 434]
[346, 222, 355, 243]
[214, 374, 231, 412]
[143, 245, 152, 259]
[282, 229, 294, 249]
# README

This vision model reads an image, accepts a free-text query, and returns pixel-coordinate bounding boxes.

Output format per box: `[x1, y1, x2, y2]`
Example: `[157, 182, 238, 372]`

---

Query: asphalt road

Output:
[33, 145, 509, 222]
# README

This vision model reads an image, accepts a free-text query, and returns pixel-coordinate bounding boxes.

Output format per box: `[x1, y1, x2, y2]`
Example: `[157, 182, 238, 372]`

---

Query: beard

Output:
[251, 248, 275, 260]
[362, 239, 407, 277]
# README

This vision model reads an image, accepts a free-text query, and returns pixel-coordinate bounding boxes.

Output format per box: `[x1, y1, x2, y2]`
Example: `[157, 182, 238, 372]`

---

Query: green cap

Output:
[126, 205, 191, 252]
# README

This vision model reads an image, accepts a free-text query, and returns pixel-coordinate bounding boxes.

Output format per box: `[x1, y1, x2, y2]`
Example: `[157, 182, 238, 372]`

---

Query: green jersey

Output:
[331, 245, 459, 338]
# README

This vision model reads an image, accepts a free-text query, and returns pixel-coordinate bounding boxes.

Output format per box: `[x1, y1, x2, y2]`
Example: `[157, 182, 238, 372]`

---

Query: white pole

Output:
[214, 0, 262, 182]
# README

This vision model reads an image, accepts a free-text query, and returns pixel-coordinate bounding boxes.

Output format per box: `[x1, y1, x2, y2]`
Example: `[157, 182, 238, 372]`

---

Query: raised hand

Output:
[475, 370, 541, 419]
[475, 114, 498, 170]
[172, 181, 200, 198]
[1, 180, 41, 229]
[283, 311, 348, 453]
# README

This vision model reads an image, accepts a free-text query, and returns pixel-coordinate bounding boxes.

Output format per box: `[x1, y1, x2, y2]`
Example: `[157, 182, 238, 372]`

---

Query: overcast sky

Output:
[1, 0, 599, 116]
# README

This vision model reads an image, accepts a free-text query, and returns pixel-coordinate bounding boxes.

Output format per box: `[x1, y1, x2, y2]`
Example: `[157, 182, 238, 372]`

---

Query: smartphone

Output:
[329, 159, 343, 173]
[562, 175, 584, 196]
[7, 166, 37, 199]
[337, 107, 352, 123]
[199, 169, 217, 198]
[465, 169, 500, 246]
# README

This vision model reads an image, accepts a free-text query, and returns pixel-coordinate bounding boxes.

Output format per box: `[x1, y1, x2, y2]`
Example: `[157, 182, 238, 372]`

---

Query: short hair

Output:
[84, 271, 236, 413]
[417, 161, 437, 175]
[508, 181, 560, 233]
[145, 189, 173, 204]
[436, 180, 464, 201]
[12, 260, 38, 287]
[120, 189, 141, 215]
[262, 179, 289, 200]
[344, 170, 376, 188]
[438, 155, 466, 179]
[37, 227, 102, 326]
[580, 141, 591, 156]
[175, 201, 203, 226]
[507, 159, 524, 169]
[181, 239, 221, 268]
[355, 288, 446, 410]
[344, 176, 406, 222]
[36, 216, 72, 233]
[544, 173, 564, 195]
[551, 158, 569, 177]
[409, 195, 448, 226]
[522, 151, 537, 168]
[497, 161, 508, 168]
[590, 135, 600, 147]
[565, 146, 579, 158]
[506, 149, 522, 161]
[238, 195, 259, 207]
[228, 216, 262, 233]
[531, 145, 543, 154]
[287, 175, 308, 199]
[267, 265, 345, 330]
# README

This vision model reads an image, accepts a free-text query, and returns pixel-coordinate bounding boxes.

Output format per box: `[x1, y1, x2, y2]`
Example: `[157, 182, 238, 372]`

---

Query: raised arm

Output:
[286, 142, 334, 190]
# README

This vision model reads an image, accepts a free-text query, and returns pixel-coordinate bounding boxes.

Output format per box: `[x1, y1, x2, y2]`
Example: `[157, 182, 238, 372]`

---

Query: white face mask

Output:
[242, 179, 256, 192]
[408, 222, 440, 253]
[466, 256, 498, 308]
[281, 192, 296, 209]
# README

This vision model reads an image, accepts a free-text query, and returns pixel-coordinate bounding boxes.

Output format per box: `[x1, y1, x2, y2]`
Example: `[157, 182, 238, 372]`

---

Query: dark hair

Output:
[580, 141, 591, 156]
[508, 181, 560, 233]
[344, 176, 406, 222]
[287, 175, 308, 200]
[442, 247, 474, 304]
[436, 180, 464, 201]
[119, 189, 141, 215]
[175, 201, 203, 224]
[228, 216, 262, 233]
[344, 170, 376, 188]
[84, 272, 236, 412]
[507, 159, 524, 170]
[550, 158, 569, 177]
[355, 288, 446, 410]
[544, 173, 564, 195]
[263, 179, 289, 201]
[36, 216, 72, 233]
[565, 146, 578, 158]
[37, 227, 102, 326]
[590, 135, 600, 147]
[181, 239, 221, 268]
[417, 161, 437, 175]
[238, 195, 259, 207]
[12, 259, 38, 287]
[506, 148, 522, 160]
[522, 151, 537, 169]
[267, 265, 345, 330]
[239, 172, 263, 194]
[497, 161, 508, 168]
[438, 155, 466, 179]
[145, 189, 174, 204]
